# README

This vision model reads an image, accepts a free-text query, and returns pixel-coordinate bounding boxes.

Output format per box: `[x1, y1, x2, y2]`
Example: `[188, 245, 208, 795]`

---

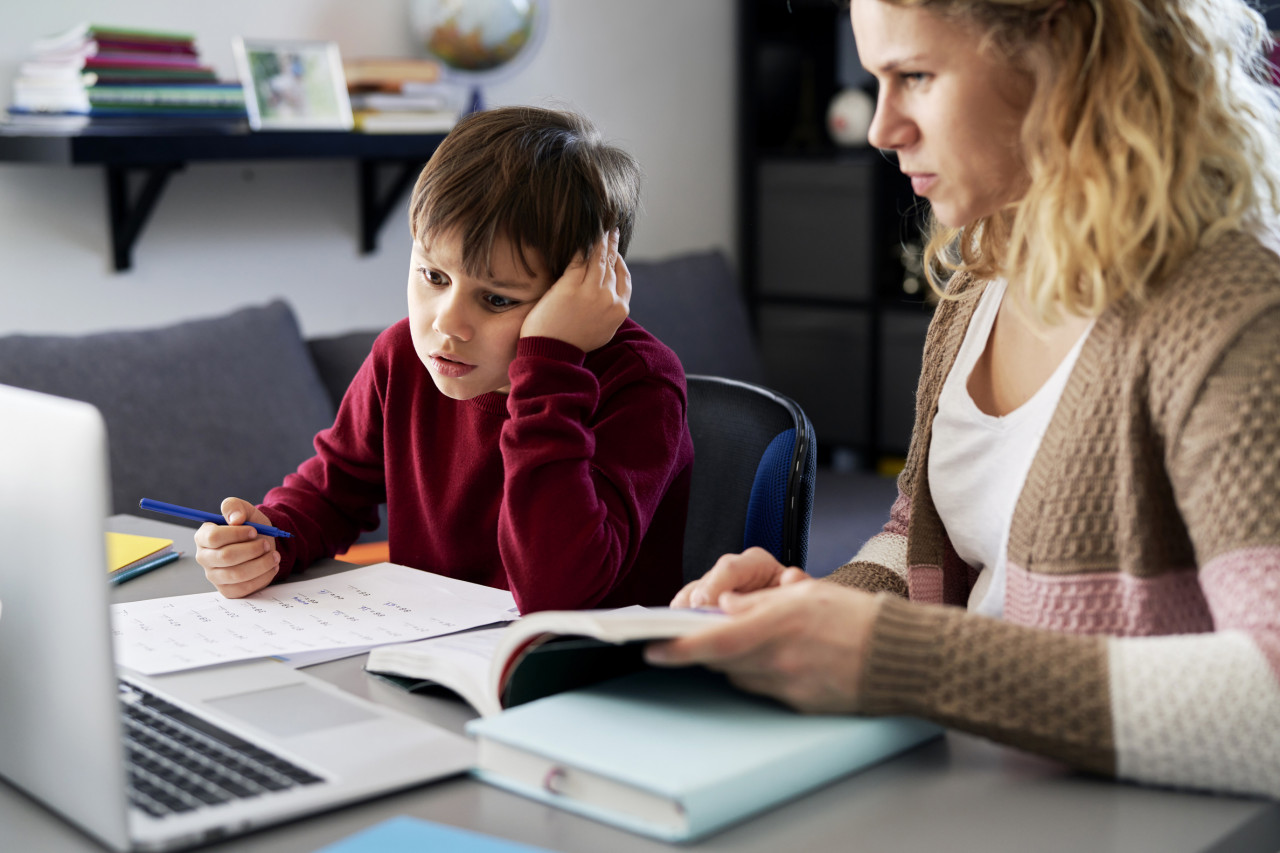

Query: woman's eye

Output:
[900, 72, 929, 86]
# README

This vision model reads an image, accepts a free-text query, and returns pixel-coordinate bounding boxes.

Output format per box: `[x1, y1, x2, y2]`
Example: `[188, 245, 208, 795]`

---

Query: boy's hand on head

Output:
[520, 229, 631, 352]
[193, 496, 281, 598]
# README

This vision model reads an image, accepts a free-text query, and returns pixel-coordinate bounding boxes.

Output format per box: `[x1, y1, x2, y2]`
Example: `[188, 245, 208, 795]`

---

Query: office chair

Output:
[681, 375, 817, 584]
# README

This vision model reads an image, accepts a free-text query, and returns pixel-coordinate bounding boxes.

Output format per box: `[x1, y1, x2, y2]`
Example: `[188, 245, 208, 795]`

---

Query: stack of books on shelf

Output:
[344, 57, 459, 135]
[5, 23, 247, 133]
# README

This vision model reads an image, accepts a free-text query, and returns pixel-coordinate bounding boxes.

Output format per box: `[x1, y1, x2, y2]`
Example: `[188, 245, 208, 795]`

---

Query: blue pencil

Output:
[109, 550, 181, 585]
[138, 498, 293, 538]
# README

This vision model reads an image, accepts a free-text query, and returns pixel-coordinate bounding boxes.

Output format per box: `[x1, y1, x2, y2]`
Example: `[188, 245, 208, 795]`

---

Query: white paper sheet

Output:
[111, 562, 518, 675]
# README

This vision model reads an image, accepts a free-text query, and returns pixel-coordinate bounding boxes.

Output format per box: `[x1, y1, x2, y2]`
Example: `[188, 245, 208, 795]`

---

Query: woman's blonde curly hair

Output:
[891, 0, 1280, 322]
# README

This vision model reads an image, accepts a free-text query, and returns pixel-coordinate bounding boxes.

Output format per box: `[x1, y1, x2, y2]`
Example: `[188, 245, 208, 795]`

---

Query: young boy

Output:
[195, 106, 694, 613]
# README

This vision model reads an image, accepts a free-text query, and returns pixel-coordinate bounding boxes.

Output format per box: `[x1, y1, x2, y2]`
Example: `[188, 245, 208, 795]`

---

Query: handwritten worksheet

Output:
[111, 562, 518, 675]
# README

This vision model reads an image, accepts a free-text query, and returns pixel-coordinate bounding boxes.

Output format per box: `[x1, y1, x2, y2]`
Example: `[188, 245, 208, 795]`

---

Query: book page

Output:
[366, 626, 510, 717]
[111, 562, 517, 675]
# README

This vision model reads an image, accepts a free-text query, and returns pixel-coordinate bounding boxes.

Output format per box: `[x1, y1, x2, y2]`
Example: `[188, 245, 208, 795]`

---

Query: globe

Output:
[410, 0, 547, 111]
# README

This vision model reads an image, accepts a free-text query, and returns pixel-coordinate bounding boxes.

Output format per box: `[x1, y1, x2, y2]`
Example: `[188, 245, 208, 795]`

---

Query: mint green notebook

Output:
[467, 667, 942, 842]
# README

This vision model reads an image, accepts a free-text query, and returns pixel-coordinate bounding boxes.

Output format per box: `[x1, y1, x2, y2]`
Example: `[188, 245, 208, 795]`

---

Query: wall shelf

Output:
[0, 128, 446, 271]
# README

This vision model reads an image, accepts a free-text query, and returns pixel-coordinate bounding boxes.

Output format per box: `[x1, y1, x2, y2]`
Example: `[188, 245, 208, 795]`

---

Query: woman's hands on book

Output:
[193, 496, 280, 598]
[670, 546, 811, 609]
[649, 548, 880, 714]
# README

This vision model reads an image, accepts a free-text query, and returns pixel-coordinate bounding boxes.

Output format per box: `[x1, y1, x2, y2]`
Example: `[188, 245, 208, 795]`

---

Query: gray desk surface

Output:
[2, 515, 1278, 853]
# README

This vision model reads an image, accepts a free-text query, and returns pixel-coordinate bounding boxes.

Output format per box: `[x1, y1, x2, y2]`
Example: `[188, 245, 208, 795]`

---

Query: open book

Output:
[363, 606, 728, 717]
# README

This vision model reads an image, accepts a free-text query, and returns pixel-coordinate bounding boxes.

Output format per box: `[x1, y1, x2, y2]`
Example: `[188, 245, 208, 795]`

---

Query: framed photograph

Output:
[232, 37, 353, 131]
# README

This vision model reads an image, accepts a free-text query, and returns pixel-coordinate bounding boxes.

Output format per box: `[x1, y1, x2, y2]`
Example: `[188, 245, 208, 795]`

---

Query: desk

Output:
[2, 515, 1278, 853]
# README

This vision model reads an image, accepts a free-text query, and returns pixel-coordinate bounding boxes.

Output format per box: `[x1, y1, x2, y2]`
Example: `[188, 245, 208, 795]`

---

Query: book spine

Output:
[470, 769, 692, 843]
[84, 56, 213, 72]
[87, 51, 205, 68]
[87, 85, 245, 107]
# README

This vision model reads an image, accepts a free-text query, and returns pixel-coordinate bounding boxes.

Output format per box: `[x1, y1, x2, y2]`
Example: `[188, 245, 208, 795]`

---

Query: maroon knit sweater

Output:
[259, 317, 693, 613]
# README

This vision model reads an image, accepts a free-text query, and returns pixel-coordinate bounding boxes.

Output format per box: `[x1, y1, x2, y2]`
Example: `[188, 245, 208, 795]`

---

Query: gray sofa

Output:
[0, 250, 808, 534]
[0, 249, 895, 569]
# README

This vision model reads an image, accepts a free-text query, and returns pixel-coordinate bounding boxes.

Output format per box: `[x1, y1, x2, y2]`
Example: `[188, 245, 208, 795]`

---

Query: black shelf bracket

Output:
[106, 163, 183, 272]
[358, 158, 425, 255]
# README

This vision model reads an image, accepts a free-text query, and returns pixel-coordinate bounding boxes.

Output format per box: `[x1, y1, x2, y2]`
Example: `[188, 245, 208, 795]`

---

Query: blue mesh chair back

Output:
[682, 376, 817, 583]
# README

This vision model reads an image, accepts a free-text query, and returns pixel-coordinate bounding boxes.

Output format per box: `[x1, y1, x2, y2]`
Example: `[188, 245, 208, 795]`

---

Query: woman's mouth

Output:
[908, 173, 937, 195]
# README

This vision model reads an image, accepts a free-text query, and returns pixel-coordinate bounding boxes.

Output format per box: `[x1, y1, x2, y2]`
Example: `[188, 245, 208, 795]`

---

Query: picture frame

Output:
[232, 37, 353, 131]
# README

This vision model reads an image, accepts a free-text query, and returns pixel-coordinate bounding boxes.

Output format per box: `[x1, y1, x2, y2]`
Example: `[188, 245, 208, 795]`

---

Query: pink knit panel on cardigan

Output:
[907, 565, 945, 603]
[1200, 547, 1280, 680]
[1003, 562, 1213, 636]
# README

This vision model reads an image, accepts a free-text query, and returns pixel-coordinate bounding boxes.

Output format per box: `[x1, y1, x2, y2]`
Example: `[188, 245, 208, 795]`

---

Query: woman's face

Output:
[852, 0, 1033, 228]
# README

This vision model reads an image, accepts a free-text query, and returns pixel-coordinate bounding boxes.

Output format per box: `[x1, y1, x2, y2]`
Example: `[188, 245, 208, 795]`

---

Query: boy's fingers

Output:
[219, 496, 257, 527]
[194, 520, 256, 549]
[614, 254, 633, 306]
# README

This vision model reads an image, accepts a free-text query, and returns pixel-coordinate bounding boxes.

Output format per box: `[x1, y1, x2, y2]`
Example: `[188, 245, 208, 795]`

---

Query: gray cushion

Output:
[628, 250, 765, 384]
[308, 329, 381, 411]
[0, 300, 335, 518]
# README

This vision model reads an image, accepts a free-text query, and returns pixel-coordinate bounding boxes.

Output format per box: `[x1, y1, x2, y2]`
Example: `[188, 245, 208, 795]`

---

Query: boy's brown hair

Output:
[408, 106, 642, 279]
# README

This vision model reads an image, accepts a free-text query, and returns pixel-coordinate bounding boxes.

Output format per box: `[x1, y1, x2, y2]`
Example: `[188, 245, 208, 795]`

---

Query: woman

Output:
[648, 0, 1280, 798]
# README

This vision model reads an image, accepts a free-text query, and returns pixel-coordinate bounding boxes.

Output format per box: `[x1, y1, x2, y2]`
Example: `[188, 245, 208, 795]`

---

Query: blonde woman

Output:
[650, 0, 1280, 798]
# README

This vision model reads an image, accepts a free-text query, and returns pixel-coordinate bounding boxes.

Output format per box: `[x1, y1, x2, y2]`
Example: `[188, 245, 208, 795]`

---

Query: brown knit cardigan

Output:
[829, 229, 1280, 798]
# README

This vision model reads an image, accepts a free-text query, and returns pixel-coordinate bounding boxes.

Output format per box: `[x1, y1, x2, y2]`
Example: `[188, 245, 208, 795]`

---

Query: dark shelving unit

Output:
[738, 0, 932, 466]
[0, 127, 445, 271]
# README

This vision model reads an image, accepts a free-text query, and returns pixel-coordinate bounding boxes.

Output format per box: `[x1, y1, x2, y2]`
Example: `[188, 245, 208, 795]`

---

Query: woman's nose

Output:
[866, 94, 916, 152]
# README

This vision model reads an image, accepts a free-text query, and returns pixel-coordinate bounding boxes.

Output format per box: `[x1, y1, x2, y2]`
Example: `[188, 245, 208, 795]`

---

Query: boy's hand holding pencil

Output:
[191, 496, 282, 599]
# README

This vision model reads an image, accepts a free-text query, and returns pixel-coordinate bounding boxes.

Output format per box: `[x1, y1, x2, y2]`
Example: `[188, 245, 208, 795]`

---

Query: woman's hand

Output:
[193, 497, 280, 598]
[671, 546, 810, 609]
[520, 229, 630, 352]
[647, 579, 882, 714]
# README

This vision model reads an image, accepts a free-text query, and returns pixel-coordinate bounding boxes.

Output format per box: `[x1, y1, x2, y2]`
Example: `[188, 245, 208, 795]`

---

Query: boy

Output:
[195, 106, 694, 613]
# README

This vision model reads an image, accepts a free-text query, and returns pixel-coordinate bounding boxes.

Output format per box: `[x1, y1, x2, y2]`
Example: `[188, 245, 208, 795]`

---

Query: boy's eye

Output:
[418, 266, 447, 286]
[483, 293, 519, 310]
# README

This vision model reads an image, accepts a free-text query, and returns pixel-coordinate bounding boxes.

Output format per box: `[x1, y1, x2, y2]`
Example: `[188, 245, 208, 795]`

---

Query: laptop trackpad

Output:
[206, 682, 378, 736]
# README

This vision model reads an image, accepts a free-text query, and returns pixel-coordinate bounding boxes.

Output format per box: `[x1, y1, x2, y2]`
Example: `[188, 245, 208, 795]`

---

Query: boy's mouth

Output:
[428, 352, 476, 378]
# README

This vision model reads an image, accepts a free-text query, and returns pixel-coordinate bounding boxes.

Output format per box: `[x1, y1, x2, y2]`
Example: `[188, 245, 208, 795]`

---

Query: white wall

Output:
[0, 0, 736, 336]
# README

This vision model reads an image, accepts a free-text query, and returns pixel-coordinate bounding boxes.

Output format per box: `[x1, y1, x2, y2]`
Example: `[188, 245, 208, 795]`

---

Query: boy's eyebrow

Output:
[487, 278, 536, 292]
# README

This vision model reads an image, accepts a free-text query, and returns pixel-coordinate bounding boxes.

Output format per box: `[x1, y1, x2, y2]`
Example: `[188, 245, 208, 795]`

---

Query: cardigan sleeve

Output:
[852, 307, 1280, 799]
[825, 490, 910, 596]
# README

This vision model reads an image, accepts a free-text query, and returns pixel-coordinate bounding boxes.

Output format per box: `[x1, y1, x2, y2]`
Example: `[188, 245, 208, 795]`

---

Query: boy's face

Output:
[407, 231, 554, 399]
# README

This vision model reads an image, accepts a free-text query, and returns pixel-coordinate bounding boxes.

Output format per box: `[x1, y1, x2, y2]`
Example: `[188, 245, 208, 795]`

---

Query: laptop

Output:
[0, 383, 476, 852]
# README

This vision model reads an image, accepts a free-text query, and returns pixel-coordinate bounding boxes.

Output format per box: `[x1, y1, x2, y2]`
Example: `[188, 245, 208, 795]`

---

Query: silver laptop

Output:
[0, 384, 475, 852]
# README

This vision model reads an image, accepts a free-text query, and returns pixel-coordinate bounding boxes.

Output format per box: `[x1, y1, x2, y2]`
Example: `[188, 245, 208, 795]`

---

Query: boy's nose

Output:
[432, 293, 472, 341]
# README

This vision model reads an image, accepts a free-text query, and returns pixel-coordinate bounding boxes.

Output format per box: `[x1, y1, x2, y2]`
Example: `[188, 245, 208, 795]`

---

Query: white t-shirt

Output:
[928, 280, 1092, 618]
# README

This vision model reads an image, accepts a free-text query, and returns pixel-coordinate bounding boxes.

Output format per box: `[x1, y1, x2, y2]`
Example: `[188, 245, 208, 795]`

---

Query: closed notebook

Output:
[466, 667, 943, 843]
[317, 815, 553, 853]
[104, 531, 173, 573]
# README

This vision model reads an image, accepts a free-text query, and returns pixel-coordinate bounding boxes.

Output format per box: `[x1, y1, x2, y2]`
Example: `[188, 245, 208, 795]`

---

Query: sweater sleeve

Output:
[825, 490, 910, 596]
[258, 350, 388, 579]
[855, 309, 1280, 799]
[497, 336, 688, 613]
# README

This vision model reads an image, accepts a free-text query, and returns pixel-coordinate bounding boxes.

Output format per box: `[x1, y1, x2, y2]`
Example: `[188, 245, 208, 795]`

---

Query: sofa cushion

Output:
[628, 250, 766, 384]
[0, 300, 335, 517]
[308, 329, 382, 411]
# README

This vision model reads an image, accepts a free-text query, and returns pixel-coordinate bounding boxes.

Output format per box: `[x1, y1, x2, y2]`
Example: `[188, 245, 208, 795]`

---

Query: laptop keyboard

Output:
[119, 681, 323, 817]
